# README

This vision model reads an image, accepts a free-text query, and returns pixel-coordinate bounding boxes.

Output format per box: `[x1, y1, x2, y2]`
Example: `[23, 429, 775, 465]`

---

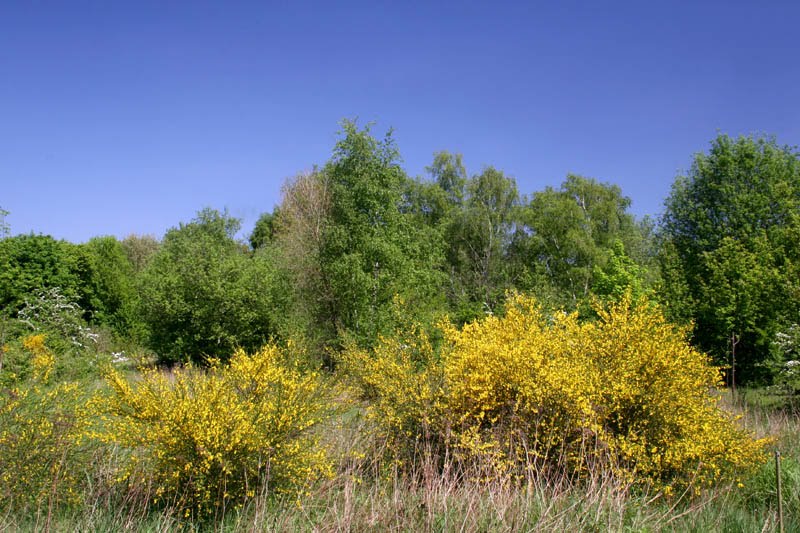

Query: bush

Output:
[0, 334, 92, 513]
[342, 294, 768, 493]
[1, 288, 107, 385]
[92, 343, 333, 516]
[340, 325, 443, 464]
[137, 208, 284, 365]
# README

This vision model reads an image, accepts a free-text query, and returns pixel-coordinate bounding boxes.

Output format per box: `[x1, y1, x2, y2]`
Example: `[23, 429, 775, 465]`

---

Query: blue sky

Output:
[2, 1, 799, 242]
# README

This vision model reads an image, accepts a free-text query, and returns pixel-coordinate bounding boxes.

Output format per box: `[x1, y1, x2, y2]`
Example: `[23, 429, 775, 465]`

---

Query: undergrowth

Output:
[0, 297, 793, 531]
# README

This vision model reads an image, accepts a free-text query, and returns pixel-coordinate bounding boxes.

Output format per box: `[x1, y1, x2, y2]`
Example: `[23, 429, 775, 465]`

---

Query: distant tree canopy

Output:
[251, 125, 657, 351]
[510, 175, 650, 311]
[271, 121, 447, 357]
[138, 208, 283, 364]
[5, 125, 798, 387]
[0, 207, 9, 238]
[0, 234, 141, 338]
[443, 166, 520, 322]
[80, 236, 140, 336]
[661, 134, 800, 383]
[121, 234, 160, 273]
[0, 235, 85, 314]
[249, 211, 277, 250]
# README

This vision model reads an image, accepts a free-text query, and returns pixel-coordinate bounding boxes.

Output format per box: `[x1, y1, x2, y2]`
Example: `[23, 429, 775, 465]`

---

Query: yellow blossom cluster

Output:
[0, 334, 89, 511]
[342, 294, 768, 492]
[340, 326, 442, 461]
[91, 343, 333, 515]
[23, 334, 56, 383]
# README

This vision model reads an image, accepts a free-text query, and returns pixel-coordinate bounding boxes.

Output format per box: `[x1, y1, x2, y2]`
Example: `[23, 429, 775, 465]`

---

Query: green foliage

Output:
[402, 177, 451, 229]
[120, 233, 160, 273]
[319, 121, 406, 342]
[514, 175, 650, 310]
[699, 235, 783, 382]
[80, 236, 141, 337]
[309, 121, 446, 348]
[0, 235, 85, 314]
[0, 233, 140, 341]
[661, 134, 800, 383]
[138, 208, 283, 364]
[268, 172, 334, 354]
[249, 211, 277, 250]
[591, 240, 649, 302]
[663, 135, 800, 252]
[427, 150, 467, 207]
[444, 167, 520, 322]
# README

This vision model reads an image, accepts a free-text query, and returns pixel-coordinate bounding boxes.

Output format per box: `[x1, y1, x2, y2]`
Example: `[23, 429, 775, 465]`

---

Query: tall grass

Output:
[1, 337, 795, 532]
[14, 446, 794, 532]
[3, 394, 794, 533]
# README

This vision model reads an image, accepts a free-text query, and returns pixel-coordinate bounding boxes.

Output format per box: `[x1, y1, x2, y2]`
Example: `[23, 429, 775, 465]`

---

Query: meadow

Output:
[4, 130, 800, 531]
[1, 297, 797, 532]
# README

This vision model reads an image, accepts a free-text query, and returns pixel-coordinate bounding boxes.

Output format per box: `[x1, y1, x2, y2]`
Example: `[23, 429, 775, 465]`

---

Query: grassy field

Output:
[1, 389, 798, 532]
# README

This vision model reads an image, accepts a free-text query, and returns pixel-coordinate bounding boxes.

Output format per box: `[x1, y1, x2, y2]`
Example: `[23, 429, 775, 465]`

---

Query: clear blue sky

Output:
[2, 1, 799, 242]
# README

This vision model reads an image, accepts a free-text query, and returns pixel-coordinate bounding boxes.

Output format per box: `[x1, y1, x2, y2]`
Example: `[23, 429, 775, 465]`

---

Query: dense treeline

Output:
[2, 123, 800, 387]
[2, 123, 798, 528]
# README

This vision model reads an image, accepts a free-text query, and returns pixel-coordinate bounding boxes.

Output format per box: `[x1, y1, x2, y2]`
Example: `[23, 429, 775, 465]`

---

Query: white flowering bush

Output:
[771, 324, 800, 397]
[2, 288, 105, 385]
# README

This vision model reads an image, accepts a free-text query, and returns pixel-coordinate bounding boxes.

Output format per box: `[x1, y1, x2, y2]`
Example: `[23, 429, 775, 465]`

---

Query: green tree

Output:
[0, 235, 85, 314]
[661, 134, 800, 383]
[312, 121, 445, 349]
[271, 171, 333, 349]
[121, 234, 160, 273]
[697, 235, 782, 385]
[514, 175, 647, 309]
[402, 177, 451, 228]
[427, 151, 467, 207]
[445, 167, 520, 321]
[138, 208, 282, 364]
[81, 236, 141, 337]
[249, 211, 278, 250]
[591, 240, 649, 302]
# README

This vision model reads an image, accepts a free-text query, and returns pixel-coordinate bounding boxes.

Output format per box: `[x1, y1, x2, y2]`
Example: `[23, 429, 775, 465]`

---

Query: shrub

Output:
[342, 294, 768, 493]
[1, 288, 107, 385]
[0, 334, 91, 513]
[340, 325, 443, 464]
[770, 324, 800, 401]
[92, 343, 333, 516]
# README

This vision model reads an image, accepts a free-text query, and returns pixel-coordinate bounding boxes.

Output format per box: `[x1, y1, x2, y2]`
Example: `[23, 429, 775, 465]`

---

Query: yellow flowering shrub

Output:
[23, 333, 56, 382]
[340, 326, 442, 461]
[342, 295, 767, 492]
[598, 297, 770, 491]
[0, 334, 90, 511]
[441, 298, 602, 477]
[92, 343, 333, 516]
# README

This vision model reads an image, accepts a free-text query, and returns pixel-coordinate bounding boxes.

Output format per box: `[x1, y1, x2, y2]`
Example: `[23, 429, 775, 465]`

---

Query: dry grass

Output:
[2, 388, 797, 532]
